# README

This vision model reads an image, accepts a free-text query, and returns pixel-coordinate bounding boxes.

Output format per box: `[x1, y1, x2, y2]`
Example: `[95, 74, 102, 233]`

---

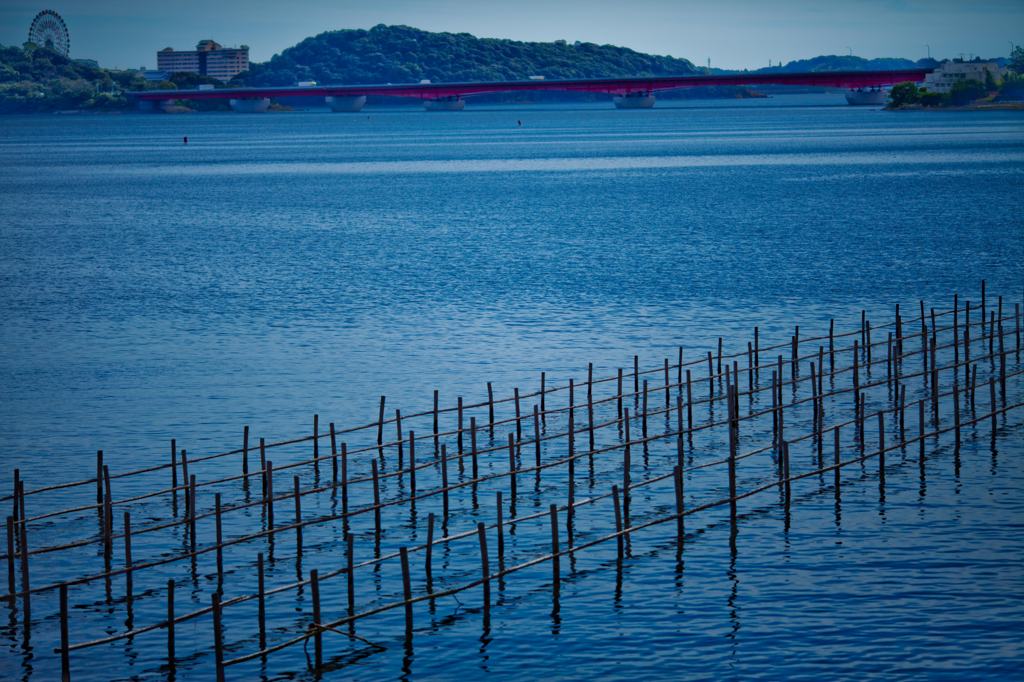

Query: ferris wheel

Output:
[28, 9, 70, 57]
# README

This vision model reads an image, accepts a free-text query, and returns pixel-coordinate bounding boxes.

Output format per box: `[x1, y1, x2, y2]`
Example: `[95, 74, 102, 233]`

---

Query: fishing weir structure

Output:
[2, 284, 1022, 680]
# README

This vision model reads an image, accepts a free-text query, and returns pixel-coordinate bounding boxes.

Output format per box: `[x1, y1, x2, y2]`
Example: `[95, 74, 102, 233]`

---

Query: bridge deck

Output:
[130, 68, 930, 101]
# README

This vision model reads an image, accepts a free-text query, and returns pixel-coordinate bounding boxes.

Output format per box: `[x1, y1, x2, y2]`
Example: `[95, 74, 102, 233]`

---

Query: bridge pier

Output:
[229, 97, 271, 113]
[613, 92, 656, 109]
[423, 96, 465, 111]
[326, 95, 367, 112]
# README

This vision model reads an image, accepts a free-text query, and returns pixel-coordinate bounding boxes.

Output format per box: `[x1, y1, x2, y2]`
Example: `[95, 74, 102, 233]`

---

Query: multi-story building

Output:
[156, 40, 249, 82]
[922, 60, 1002, 93]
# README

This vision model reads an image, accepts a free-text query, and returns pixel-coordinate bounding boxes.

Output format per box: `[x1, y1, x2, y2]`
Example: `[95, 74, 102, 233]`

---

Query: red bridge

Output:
[130, 68, 931, 112]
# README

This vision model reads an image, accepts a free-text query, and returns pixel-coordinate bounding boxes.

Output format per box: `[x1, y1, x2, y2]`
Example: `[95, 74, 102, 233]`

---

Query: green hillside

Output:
[758, 54, 935, 73]
[238, 24, 698, 86]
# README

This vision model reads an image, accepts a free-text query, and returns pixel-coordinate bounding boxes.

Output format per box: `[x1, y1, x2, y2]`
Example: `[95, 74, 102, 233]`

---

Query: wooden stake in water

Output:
[877, 412, 886, 489]
[60, 582, 70, 681]
[377, 396, 386, 452]
[433, 390, 440, 455]
[541, 371, 547, 425]
[514, 387, 522, 447]
[346, 534, 355, 630]
[477, 522, 490, 630]
[371, 459, 382, 537]
[507, 434, 517, 514]
[330, 422, 338, 486]
[673, 465, 684, 552]
[400, 547, 413, 638]
[612, 484, 624, 561]
[833, 427, 841, 493]
[180, 451, 190, 518]
[265, 461, 274, 529]
[617, 368, 624, 421]
[313, 413, 319, 461]
[124, 511, 134, 603]
[211, 592, 225, 682]
[292, 477, 303, 557]
[918, 399, 926, 461]
[425, 513, 435, 597]
[588, 363, 596, 452]
[408, 432, 416, 501]
[549, 504, 560, 605]
[686, 370, 694, 438]
[487, 382, 495, 436]
[457, 396, 464, 462]
[242, 425, 249, 480]
[5, 516, 14, 602]
[634, 354, 640, 397]
[727, 386, 738, 524]
[706, 351, 714, 399]
[954, 378, 962, 450]
[664, 357, 671, 409]
[470, 417, 479, 480]
[440, 445, 450, 521]
[259, 438, 267, 499]
[642, 379, 649, 440]
[341, 443, 349, 517]
[496, 491, 505, 569]
[395, 411, 403, 470]
[188, 475, 197, 553]
[167, 578, 176, 666]
[256, 554, 266, 649]
[310, 568, 323, 670]
[170, 440, 177, 512]
[622, 408, 632, 528]
[534, 404, 542, 479]
[96, 450, 104, 505]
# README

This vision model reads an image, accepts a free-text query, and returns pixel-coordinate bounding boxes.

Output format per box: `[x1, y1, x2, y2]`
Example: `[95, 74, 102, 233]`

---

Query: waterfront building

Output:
[922, 60, 1002, 93]
[156, 40, 249, 81]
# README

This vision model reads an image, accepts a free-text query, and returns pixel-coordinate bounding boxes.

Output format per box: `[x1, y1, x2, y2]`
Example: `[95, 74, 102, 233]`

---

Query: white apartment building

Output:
[922, 60, 1002, 93]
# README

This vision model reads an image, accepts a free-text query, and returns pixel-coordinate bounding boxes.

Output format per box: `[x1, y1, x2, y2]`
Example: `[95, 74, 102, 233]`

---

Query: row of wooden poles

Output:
[0, 288, 1018, 680]
[5, 295, 1018, 572]
[5, 300, 1015, 617]
[7, 303, 1021, 592]
[6, 313, 1020, 628]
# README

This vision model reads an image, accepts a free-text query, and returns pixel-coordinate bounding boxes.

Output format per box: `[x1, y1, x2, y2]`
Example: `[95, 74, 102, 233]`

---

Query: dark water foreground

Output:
[0, 98, 1023, 679]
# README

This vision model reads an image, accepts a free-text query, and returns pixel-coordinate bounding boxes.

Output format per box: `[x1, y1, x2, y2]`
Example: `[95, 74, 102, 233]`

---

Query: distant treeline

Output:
[0, 43, 222, 113]
[752, 54, 937, 73]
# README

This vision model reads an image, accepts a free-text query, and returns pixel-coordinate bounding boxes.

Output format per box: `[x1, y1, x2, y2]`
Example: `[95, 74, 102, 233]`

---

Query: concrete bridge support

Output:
[423, 96, 465, 111]
[229, 97, 271, 113]
[613, 93, 656, 109]
[326, 95, 367, 112]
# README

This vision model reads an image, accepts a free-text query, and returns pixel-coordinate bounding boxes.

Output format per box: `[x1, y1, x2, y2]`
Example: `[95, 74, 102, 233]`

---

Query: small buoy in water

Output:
[183, 136, 188, 145]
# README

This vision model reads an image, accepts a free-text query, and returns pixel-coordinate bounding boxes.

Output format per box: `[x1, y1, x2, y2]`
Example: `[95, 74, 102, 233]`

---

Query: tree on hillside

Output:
[1010, 45, 1024, 74]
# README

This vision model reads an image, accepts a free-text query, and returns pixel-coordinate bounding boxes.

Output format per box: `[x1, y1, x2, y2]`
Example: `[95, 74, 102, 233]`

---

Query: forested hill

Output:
[238, 24, 698, 86]
[756, 54, 936, 73]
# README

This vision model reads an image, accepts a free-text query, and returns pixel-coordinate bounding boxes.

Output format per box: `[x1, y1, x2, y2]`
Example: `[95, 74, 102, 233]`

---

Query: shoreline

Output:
[888, 101, 1024, 112]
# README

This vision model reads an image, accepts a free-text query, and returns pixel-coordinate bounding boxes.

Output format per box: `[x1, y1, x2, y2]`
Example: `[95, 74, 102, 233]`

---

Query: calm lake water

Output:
[1, 94, 1023, 680]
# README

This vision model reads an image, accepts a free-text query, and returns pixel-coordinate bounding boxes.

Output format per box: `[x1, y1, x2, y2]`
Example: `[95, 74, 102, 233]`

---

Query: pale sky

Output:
[1, 0, 1019, 71]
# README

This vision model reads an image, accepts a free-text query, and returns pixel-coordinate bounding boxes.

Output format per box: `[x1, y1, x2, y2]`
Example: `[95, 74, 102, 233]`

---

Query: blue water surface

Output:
[0, 94, 1022, 680]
